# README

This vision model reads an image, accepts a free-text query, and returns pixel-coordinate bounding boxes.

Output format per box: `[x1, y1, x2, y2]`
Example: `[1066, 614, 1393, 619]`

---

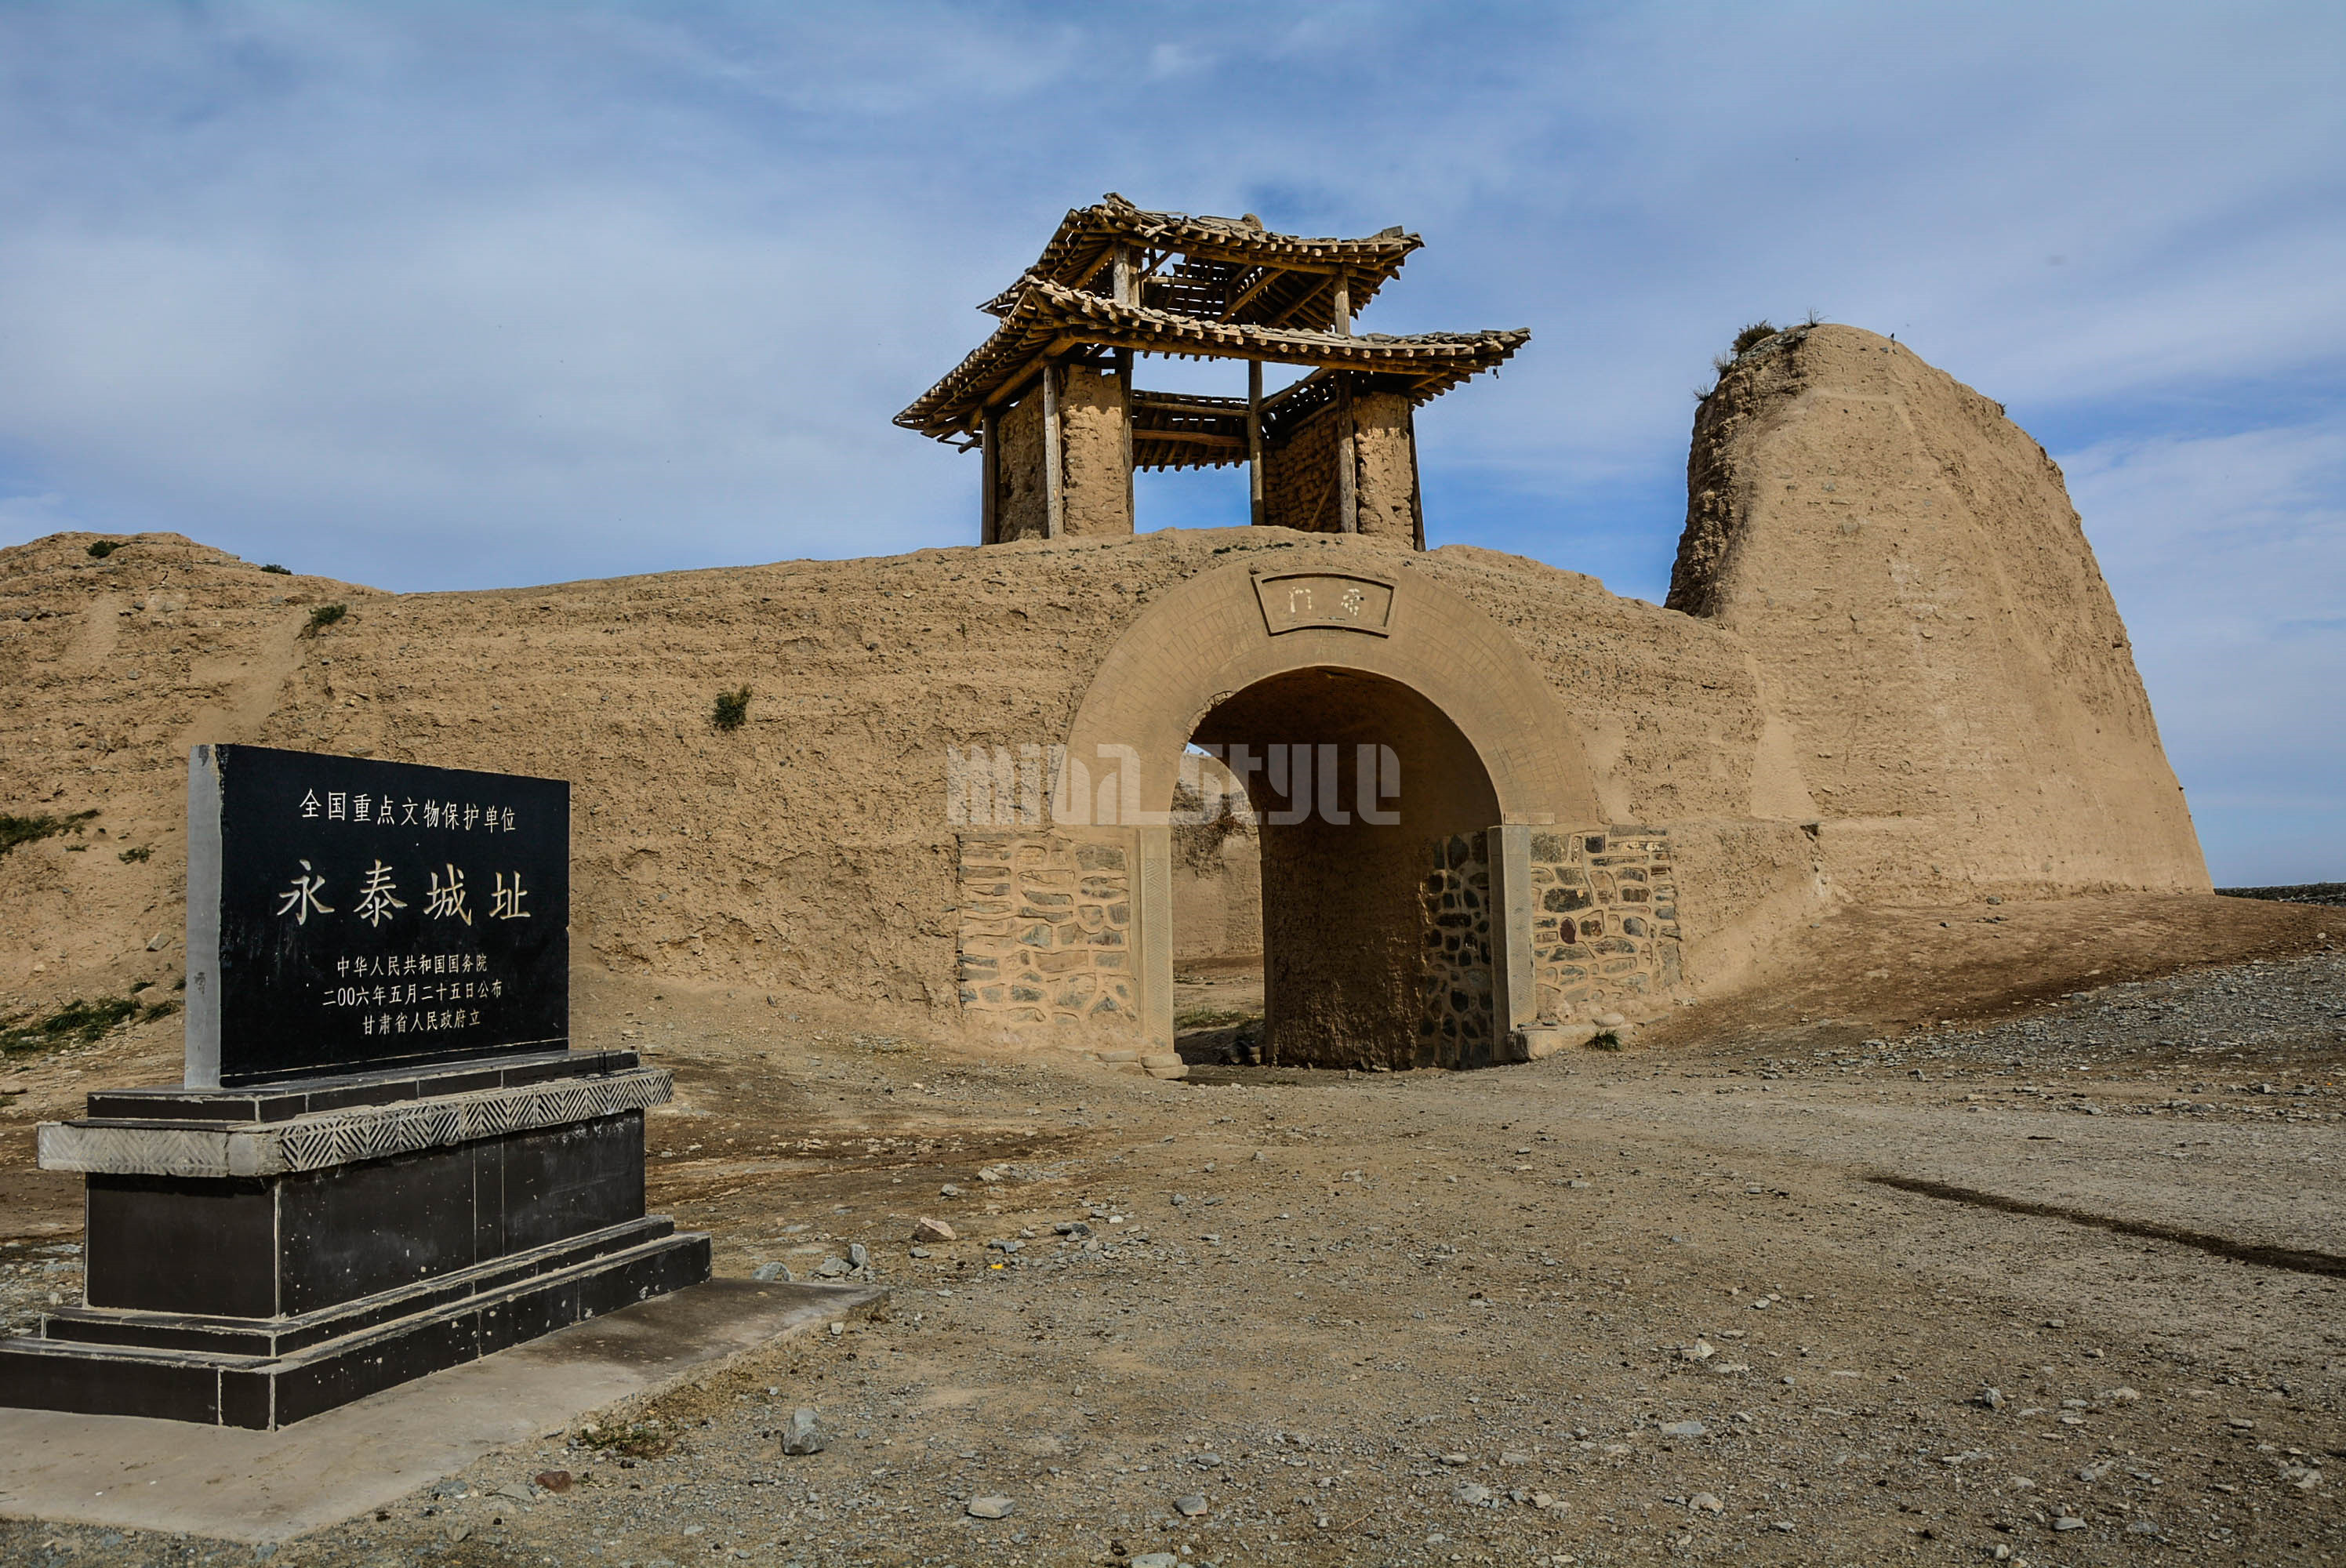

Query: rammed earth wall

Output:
[2, 362, 2204, 1048]
[954, 832, 1136, 1029]
[1256, 394, 1418, 540]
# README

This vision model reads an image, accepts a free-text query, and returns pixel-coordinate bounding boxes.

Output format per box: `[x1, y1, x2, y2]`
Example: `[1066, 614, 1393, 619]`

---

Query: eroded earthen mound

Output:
[1669, 323, 2206, 902]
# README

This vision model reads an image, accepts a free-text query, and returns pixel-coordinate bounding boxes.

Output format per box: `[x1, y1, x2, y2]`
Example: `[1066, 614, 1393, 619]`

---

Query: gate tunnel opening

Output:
[1178, 666, 1502, 1070]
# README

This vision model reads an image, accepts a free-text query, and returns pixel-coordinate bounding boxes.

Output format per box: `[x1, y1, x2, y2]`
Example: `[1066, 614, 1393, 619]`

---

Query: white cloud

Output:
[2061, 416, 2346, 881]
[0, 1, 2340, 866]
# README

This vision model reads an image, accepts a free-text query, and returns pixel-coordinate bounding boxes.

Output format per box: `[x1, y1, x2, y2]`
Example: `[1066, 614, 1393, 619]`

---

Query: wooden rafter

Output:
[1219, 266, 1282, 322]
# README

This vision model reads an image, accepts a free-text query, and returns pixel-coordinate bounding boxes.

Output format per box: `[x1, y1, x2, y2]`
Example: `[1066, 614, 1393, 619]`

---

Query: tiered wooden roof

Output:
[978, 194, 1420, 330]
[898, 195, 1529, 457]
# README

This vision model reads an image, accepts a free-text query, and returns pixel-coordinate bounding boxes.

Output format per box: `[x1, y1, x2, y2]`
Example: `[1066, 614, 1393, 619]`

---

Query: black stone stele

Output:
[187, 742, 572, 1089]
[0, 746, 710, 1428]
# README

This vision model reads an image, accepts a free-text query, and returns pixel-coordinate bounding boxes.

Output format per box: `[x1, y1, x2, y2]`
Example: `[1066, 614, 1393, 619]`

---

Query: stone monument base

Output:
[0, 1050, 710, 1429]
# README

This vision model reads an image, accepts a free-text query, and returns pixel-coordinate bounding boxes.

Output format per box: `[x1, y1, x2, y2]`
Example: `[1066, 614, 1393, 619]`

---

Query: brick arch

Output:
[1062, 553, 1600, 823]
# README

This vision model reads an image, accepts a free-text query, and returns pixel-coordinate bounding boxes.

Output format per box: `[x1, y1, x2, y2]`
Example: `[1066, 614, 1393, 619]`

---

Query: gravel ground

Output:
[0, 1240, 82, 1341]
[5, 947, 2344, 1567]
[2218, 887, 2346, 909]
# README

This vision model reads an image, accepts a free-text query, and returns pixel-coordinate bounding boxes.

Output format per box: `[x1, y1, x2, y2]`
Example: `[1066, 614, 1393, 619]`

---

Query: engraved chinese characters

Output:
[1249, 570, 1396, 637]
[185, 744, 569, 1088]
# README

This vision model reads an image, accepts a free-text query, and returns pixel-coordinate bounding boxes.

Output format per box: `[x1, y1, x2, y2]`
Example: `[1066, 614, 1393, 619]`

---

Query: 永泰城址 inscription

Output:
[185, 744, 570, 1088]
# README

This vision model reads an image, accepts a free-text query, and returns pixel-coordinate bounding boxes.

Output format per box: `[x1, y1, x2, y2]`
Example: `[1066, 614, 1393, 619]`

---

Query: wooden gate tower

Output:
[896, 194, 1529, 546]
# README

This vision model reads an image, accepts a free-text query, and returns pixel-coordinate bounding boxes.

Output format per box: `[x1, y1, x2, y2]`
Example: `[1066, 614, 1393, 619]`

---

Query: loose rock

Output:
[966, 1495, 1013, 1519]
[780, 1408, 824, 1457]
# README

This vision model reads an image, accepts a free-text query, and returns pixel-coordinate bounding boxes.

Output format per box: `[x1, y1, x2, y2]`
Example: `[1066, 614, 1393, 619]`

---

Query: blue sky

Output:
[2, 2, 2341, 883]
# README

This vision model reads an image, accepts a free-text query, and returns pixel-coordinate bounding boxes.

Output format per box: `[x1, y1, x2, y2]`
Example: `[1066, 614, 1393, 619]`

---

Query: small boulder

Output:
[780, 1408, 824, 1456]
[912, 1217, 956, 1243]
[966, 1495, 1013, 1519]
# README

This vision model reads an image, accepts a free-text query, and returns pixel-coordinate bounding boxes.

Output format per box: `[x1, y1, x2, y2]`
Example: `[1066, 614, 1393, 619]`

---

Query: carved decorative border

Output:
[37, 1068, 673, 1179]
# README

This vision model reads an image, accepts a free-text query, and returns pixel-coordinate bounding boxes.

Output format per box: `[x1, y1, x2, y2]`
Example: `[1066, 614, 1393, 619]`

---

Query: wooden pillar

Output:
[1335, 376, 1357, 534]
[1331, 270, 1356, 535]
[1117, 347, 1135, 527]
[1406, 402, 1426, 550]
[1247, 359, 1266, 526]
[979, 410, 1000, 546]
[1113, 246, 1138, 533]
[1040, 361, 1065, 539]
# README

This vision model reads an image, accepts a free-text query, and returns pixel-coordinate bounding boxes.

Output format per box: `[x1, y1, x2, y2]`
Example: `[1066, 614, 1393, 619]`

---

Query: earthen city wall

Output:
[0, 325, 2210, 1058]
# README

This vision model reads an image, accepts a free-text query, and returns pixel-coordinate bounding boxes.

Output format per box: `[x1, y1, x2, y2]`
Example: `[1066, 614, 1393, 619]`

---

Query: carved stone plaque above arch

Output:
[1250, 569, 1395, 637]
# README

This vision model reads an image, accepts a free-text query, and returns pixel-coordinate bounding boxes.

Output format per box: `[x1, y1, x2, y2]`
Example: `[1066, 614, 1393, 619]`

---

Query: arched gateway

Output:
[917, 196, 1688, 1071]
[948, 554, 1688, 1072]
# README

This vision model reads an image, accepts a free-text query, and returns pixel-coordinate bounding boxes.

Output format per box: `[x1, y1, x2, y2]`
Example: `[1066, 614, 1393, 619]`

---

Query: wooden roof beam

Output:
[1218, 266, 1282, 322]
[1266, 274, 1335, 329]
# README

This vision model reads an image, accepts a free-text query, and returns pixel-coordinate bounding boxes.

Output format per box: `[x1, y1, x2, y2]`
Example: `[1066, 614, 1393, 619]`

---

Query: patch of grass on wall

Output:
[711, 686, 753, 731]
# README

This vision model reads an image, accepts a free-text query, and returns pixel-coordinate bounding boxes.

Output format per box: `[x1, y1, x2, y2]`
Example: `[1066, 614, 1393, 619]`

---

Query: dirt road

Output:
[3, 902, 2342, 1566]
